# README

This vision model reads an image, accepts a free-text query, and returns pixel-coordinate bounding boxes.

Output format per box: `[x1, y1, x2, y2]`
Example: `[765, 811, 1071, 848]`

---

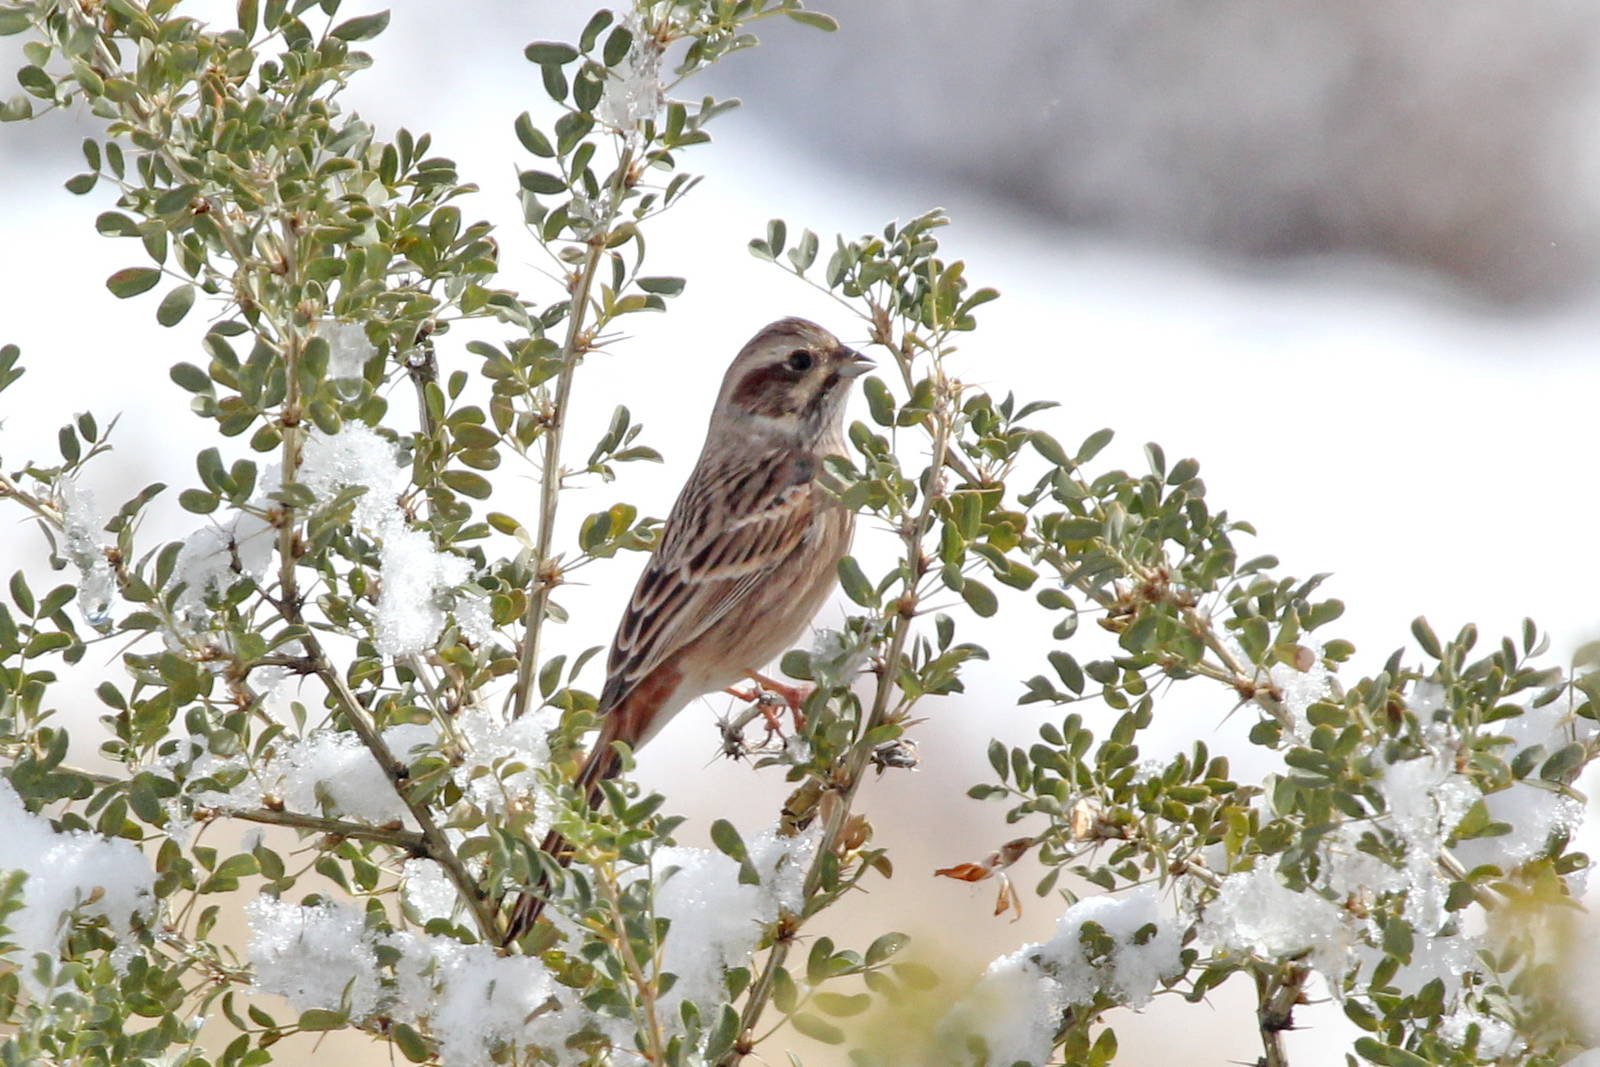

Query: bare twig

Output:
[510, 143, 637, 721]
[212, 805, 428, 852]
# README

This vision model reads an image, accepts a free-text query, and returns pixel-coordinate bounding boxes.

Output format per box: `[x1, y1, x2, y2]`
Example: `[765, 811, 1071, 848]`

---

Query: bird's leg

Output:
[724, 672, 814, 739]
[723, 684, 788, 740]
[745, 670, 813, 733]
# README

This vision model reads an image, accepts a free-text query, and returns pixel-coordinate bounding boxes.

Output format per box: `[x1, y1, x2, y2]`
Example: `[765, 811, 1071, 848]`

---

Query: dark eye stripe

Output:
[730, 364, 797, 416]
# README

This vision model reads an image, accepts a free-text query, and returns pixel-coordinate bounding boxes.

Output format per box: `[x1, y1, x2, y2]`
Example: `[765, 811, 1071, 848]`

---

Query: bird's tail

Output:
[499, 721, 626, 945]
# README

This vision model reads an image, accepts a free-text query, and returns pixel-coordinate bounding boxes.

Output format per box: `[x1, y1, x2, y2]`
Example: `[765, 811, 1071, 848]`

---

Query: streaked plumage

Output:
[503, 317, 870, 941]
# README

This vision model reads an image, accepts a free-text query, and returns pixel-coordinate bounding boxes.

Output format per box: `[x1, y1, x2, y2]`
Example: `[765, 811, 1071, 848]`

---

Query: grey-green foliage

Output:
[0, 2, 1593, 1067]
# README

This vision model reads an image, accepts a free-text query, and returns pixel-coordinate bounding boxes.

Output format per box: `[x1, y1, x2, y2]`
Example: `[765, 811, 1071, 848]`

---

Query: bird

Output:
[502, 317, 873, 942]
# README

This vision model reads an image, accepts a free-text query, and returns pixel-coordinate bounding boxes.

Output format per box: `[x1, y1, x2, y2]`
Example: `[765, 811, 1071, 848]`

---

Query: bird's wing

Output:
[600, 444, 819, 713]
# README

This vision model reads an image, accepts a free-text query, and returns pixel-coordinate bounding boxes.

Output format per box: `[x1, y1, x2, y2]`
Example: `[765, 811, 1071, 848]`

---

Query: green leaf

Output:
[960, 579, 998, 618]
[514, 112, 554, 157]
[704, 1004, 740, 1061]
[891, 961, 939, 990]
[863, 376, 894, 426]
[297, 1008, 347, 1031]
[1410, 616, 1441, 659]
[179, 489, 219, 514]
[390, 1021, 430, 1062]
[790, 1012, 844, 1044]
[330, 10, 389, 40]
[865, 932, 908, 965]
[156, 284, 196, 326]
[579, 10, 613, 52]
[786, 10, 839, 31]
[440, 470, 491, 499]
[814, 992, 870, 1017]
[709, 819, 749, 863]
[106, 267, 161, 298]
[1030, 431, 1070, 468]
[95, 211, 141, 237]
[636, 276, 685, 296]
[602, 26, 633, 67]
[836, 556, 876, 608]
[518, 170, 566, 194]
[1540, 742, 1586, 783]
[170, 362, 213, 393]
[524, 41, 579, 65]
[1076, 427, 1114, 464]
[987, 739, 1008, 782]
[16, 64, 54, 99]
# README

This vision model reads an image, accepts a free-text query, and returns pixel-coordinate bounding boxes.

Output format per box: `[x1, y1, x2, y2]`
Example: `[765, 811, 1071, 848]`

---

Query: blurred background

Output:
[4, 1, 1600, 1062]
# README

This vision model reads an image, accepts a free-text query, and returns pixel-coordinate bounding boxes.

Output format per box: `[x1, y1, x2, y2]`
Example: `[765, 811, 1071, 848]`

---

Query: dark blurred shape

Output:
[718, 1, 1600, 303]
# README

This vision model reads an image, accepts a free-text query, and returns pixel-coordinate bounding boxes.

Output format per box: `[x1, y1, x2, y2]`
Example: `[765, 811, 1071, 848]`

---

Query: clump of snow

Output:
[808, 620, 882, 686]
[57, 478, 115, 630]
[248, 896, 561, 1067]
[1379, 747, 1481, 935]
[194, 723, 436, 824]
[401, 859, 457, 924]
[0, 778, 154, 995]
[389, 931, 557, 1067]
[1454, 696, 1594, 877]
[944, 887, 1183, 1065]
[652, 826, 818, 1021]
[1269, 641, 1332, 737]
[597, 18, 662, 129]
[451, 705, 557, 822]
[1438, 1006, 1521, 1059]
[317, 319, 376, 386]
[374, 526, 471, 658]
[1218, 631, 1332, 740]
[298, 423, 409, 532]
[940, 960, 1060, 1067]
[1349, 931, 1481, 1001]
[1457, 783, 1584, 873]
[298, 425, 483, 659]
[453, 593, 497, 646]
[1200, 864, 1355, 983]
[246, 896, 384, 1017]
[172, 511, 276, 619]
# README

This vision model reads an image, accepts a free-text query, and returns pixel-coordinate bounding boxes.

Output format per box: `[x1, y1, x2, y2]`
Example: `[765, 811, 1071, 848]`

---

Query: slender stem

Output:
[1256, 964, 1308, 1067]
[595, 863, 666, 1063]
[510, 143, 636, 721]
[1192, 616, 1294, 728]
[407, 341, 441, 526]
[302, 641, 502, 941]
[214, 805, 428, 851]
[0, 470, 60, 527]
[277, 327, 304, 614]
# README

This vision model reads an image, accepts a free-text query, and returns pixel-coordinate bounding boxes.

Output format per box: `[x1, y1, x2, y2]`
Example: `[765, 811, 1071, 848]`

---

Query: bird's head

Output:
[713, 317, 873, 444]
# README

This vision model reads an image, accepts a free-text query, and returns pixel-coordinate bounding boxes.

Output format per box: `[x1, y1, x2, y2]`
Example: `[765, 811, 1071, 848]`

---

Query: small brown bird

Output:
[503, 317, 872, 940]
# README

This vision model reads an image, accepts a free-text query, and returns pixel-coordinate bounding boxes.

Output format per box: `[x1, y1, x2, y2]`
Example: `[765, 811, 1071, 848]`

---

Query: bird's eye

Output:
[785, 349, 813, 372]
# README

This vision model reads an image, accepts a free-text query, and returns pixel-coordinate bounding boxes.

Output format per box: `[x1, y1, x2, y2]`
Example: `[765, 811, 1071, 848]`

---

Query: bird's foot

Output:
[745, 671, 812, 734]
[722, 684, 788, 742]
[724, 674, 811, 740]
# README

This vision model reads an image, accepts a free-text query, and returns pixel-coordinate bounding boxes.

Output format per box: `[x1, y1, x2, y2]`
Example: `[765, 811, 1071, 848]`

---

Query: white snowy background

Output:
[4, 1, 1600, 1063]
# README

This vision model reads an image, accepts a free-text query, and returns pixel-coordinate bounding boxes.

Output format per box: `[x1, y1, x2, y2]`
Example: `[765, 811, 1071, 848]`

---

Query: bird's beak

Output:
[835, 347, 875, 378]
